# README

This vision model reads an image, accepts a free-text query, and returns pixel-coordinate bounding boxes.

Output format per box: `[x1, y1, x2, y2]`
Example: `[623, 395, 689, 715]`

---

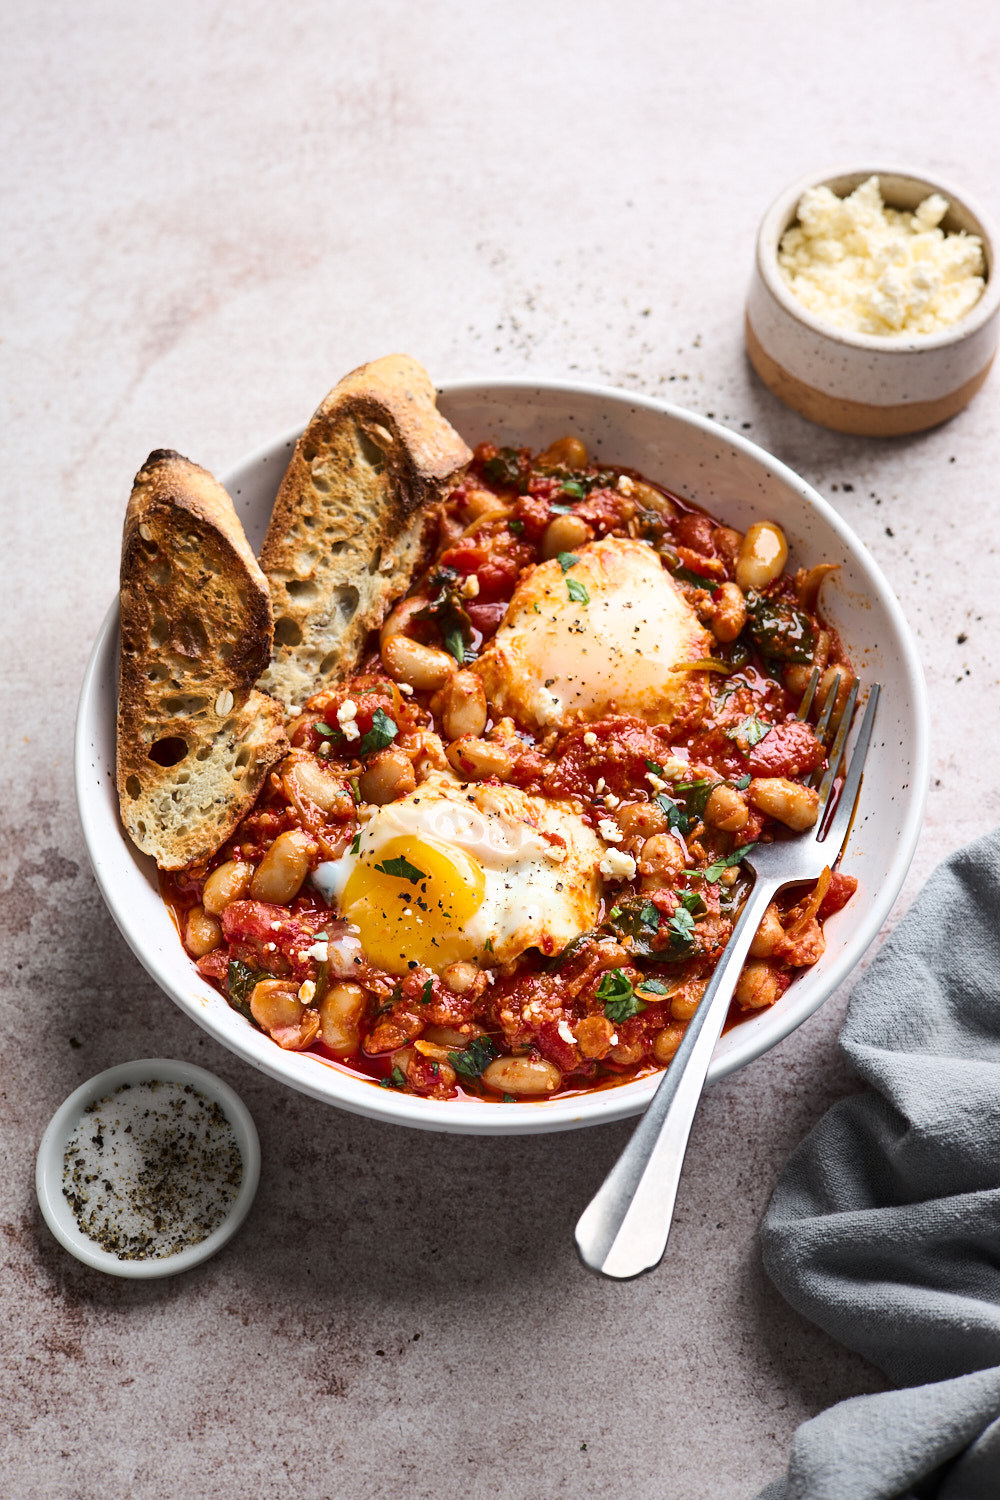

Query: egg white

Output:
[474, 536, 713, 730]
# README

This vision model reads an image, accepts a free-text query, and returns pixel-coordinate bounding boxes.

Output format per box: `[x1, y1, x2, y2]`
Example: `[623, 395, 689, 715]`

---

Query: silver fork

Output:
[575, 678, 880, 1281]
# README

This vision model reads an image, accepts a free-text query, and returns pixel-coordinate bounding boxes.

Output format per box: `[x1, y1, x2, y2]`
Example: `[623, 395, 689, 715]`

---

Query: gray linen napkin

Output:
[756, 828, 1000, 1500]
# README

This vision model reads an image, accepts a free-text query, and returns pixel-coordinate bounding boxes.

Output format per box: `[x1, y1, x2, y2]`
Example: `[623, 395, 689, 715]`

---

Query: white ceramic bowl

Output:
[75, 379, 929, 1135]
[747, 164, 1000, 435]
[36, 1058, 260, 1277]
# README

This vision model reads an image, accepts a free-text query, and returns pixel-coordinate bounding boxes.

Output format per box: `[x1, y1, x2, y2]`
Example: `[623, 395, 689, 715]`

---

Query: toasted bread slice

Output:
[117, 450, 289, 870]
[257, 354, 472, 707]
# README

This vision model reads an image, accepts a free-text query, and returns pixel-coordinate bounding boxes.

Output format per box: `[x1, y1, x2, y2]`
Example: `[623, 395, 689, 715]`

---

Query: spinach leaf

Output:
[482, 447, 527, 490]
[745, 591, 816, 664]
[226, 960, 268, 1026]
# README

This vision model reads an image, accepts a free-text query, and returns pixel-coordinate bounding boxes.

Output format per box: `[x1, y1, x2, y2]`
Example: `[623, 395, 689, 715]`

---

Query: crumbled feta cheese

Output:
[336, 700, 361, 741]
[617, 474, 635, 496]
[596, 777, 607, 793]
[304, 940, 329, 962]
[610, 1031, 619, 1046]
[778, 175, 985, 335]
[603, 792, 620, 809]
[598, 818, 624, 844]
[532, 687, 563, 726]
[600, 848, 637, 880]
[557, 1020, 577, 1047]
[583, 731, 598, 747]
[398, 682, 414, 695]
[463, 575, 481, 598]
[645, 772, 667, 792]
[298, 980, 316, 1004]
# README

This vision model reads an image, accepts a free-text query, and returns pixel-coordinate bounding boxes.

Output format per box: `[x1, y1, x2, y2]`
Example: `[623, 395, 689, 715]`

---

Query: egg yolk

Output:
[341, 835, 487, 975]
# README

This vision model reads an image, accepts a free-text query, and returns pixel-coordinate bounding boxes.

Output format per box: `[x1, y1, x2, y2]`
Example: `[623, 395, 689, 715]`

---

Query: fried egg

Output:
[474, 536, 713, 730]
[312, 772, 605, 975]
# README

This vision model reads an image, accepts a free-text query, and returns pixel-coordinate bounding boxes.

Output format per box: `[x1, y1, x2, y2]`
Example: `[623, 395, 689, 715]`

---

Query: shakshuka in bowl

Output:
[75, 377, 928, 1135]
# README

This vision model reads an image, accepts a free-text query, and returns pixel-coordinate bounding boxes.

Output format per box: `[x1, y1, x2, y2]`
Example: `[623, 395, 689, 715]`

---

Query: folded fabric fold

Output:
[756, 828, 1000, 1499]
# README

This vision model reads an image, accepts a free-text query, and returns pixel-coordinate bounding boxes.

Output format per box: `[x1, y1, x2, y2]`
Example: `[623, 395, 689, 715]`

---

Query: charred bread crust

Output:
[117, 450, 288, 870]
[258, 354, 472, 707]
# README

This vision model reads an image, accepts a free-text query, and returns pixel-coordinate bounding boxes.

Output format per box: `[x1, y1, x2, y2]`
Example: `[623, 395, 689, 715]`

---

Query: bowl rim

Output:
[755, 161, 1000, 353]
[75, 376, 929, 1134]
[36, 1057, 260, 1277]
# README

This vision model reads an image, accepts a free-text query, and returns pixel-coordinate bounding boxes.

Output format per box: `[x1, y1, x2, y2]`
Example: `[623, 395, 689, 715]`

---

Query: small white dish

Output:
[75, 379, 929, 1135]
[36, 1058, 260, 1278]
[746, 163, 1000, 435]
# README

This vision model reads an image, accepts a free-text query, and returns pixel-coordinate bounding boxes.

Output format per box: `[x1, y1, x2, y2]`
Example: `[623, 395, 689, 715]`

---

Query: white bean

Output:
[748, 777, 819, 831]
[382, 634, 457, 691]
[482, 1055, 562, 1096]
[250, 829, 313, 903]
[359, 749, 416, 806]
[318, 982, 367, 1056]
[736, 521, 789, 591]
[202, 859, 253, 915]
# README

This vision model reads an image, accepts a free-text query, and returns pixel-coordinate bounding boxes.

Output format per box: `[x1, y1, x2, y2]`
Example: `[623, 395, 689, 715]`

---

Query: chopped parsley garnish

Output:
[359, 707, 398, 756]
[379, 1065, 407, 1089]
[667, 907, 697, 947]
[725, 713, 770, 748]
[645, 758, 665, 778]
[484, 937, 494, 953]
[350, 832, 361, 854]
[566, 577, 590, 605]
[314, 721, 340, 738]
[636, 977, 670, 996]
[502, 1093, 516, 1103]
[559, 479, 586, 500]
[597, 969, 646, 1022]
[700, 843, 757, 883]
[508, 517, 524, 534]
[733, 774, 752, 790]
[448, 1036, 500, 1077]
[373, 855, 426, 884]
[420, 978, 434, 1005]
[557, 551, 580, 572]
[677, 888, 708, 917]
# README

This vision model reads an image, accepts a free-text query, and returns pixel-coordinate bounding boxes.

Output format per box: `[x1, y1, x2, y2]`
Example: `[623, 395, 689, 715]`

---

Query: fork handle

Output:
[575, 874, 779, 1280]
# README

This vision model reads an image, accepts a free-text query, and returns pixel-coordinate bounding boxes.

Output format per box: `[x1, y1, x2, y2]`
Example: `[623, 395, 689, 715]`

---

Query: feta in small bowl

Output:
[746, 164, 1000, 435]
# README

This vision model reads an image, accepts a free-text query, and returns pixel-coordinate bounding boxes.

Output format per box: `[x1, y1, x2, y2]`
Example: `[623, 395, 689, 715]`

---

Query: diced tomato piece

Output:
[466, 601, 507, 639]
[197, 949, 230, 982]
[513, 491, 552, 542]
[748, 719, 826, 777]
[220, 900, 318, 980]
[675, 513, 716, 554]
[817, 871, 858, 919]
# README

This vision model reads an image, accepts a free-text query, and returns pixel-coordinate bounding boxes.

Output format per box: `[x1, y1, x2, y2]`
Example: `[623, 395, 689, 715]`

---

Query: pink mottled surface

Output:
[3, 3, 998, 1496]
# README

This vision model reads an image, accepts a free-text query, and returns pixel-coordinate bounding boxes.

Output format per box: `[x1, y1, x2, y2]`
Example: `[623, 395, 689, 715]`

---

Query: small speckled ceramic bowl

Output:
[746, 164, 1000, 435]
[36, 1058, 260, 1278]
